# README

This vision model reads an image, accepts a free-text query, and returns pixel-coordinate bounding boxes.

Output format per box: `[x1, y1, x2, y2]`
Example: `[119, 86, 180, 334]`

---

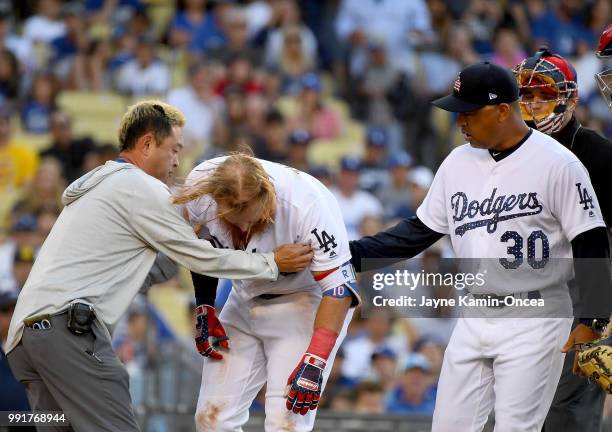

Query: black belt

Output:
[472, 290, 541, 308]
[23, 310, 68, 329]
[257, 293, 286, 300]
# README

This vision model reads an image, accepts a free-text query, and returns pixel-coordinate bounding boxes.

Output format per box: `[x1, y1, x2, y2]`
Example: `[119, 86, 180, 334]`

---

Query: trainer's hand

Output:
[561, 323, 600, 374]
[195, 304, 229, 360]
[274, 244, 313, 273]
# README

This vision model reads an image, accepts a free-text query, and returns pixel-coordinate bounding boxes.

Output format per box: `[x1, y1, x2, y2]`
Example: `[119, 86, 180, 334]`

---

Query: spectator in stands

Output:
[359, 127, 390, 194]
[288, 73, 343, 139]
[21, 72, 57, 134]
[328, 388, 354, 413]
[214, 53, 264, 96]
[0, 11, 35, 73]
[212, 85, 250, 153]
[335, 0, 432, 77]
[78, 38, 114, 91]
[413, 335, 445, 378]
[252, 108, 288, 162]
[341, 311, 407, 382]
[0, 109, 39, 199]
[83, 143, 119, 173]
[358, 40, 401, 127]
[461, 0, 503, 55]
[116, 37, 169, 96]
[309, 164, 333, 188]
[0, 49, 19, 109]
[358, 215, 384, 239]
[416, 23, 480, 100]
[209, 7, 262, 67]
[177, 0, 230, 55]
[85, 0, 145, 27]
[386, 353, 437, 415]
[167, 62, 222, 154]
[40, 111, 96, 182]
[244, 93, 270, 139]
[490, 26, 526, 69]
[354, 381, 387, 414]
[50, 2, 89, 86]
[378, 152, 414, 220]
[0, 291, 33, 425]
[285, 128, 312, 171]
[13, 245, 35, 290]
[22, 0, 66, 45]
[369, 347, 399, 393]
[269, 25, 317, 96]
[331, 156, 383, 240]
[15, 157, 66, 216]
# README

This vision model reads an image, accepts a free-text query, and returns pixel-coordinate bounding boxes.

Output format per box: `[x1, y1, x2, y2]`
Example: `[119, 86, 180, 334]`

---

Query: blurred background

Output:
[0, 0, 610, 430]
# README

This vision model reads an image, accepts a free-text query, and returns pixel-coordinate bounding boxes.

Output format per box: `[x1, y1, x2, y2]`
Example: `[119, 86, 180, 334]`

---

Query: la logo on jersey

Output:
[575, 182, 596, 216]
[451, 188, 543, 236]
[311, 228, 338, 256]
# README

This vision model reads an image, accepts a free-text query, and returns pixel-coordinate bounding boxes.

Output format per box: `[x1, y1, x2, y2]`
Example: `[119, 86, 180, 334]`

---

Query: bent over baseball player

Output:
[173, 153, 360, 431]
[349, 62, 612, 431]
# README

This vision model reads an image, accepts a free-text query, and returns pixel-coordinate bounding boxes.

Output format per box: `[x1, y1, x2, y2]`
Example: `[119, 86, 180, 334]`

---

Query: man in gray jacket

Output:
[6, 101, 312, 432]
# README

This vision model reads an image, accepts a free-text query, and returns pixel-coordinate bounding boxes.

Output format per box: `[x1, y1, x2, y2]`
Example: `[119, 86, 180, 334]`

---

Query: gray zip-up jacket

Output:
[6, 161, 278, 353]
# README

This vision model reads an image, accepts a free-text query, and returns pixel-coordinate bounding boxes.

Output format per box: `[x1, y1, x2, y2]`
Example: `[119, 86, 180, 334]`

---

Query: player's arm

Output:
[179, 206, 229, 360]
[285, 263, 358, 415]
[562, 226, 612, 373]
[349, 216, 445, 272]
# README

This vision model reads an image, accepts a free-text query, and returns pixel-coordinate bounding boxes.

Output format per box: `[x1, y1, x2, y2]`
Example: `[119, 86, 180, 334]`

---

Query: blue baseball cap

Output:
[387, 152, 413, 169]
[366, 127, 388, 147]
[12, 214, 38, 232]
[288, 129, 313, 146]
[309, 165, 331, 178]
[403, 353, 432, 372]
[300, 73, 322, 92]
[371, 346, 397, 360]
[340, 156, 361, 172]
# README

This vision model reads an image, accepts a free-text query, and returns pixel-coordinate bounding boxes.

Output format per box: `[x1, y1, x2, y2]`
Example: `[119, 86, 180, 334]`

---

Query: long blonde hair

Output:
[172, 153, 276, 225]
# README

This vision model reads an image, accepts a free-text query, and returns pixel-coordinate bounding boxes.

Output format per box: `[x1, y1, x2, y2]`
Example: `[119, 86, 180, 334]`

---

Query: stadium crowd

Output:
[0, 0, 611, 424]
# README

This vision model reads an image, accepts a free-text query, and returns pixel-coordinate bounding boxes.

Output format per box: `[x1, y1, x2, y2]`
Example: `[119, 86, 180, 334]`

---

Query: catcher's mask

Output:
[514, 48, 578, 134]
[595, 24, 612, 112]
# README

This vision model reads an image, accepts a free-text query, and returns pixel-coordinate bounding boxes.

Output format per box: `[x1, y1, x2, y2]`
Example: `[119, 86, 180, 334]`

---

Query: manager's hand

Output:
[274, 244, 313, 273]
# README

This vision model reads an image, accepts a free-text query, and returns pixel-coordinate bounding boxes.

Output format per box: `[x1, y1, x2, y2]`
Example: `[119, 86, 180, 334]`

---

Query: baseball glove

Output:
[577, 332, 612, 394]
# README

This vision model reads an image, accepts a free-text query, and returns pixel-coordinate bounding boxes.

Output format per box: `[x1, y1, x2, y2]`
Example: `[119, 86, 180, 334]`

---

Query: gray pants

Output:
[543, 321, 605, 432]
[7, 313, 140, 432]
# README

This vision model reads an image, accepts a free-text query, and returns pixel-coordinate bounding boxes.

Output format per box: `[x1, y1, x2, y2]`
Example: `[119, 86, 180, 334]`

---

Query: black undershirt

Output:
[488, 129, 532, 162]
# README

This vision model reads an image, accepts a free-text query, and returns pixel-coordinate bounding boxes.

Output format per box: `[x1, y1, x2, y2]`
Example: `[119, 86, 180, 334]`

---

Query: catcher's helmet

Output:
[595, 24, 612, 111]
[514, 48, 578, 134]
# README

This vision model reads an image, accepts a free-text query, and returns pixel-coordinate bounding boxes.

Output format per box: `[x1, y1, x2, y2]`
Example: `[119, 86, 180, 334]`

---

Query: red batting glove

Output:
[284, 327, 338, 415]
[195, 304, 229, 360]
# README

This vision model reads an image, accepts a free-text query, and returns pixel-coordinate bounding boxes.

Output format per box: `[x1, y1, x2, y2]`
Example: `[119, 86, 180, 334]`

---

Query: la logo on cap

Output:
[488, 93, 498, 100]
[453, 77, 461, 92]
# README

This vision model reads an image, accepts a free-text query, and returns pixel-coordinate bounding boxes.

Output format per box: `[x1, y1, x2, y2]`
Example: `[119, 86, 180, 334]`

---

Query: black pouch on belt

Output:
[67, 303, 95, 335]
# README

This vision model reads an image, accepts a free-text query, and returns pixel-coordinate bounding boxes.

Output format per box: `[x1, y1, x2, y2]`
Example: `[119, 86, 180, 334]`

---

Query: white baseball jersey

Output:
[185, 157, 352, 302]
[416, 129, 605, 296]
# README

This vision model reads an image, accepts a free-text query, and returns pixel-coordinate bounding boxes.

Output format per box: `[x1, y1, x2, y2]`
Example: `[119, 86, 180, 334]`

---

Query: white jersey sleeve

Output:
[550, 161, 606, 241]
[416, 159, 450, 234]
[299, 198, 352, 272]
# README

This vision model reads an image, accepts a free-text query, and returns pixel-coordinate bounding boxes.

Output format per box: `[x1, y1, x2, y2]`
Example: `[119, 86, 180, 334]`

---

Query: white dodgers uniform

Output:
[416, 129, 605, 431]
[184, 157, 356, 432]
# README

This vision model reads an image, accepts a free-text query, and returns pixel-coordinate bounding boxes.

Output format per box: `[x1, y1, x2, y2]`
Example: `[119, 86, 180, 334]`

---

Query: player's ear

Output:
[497, 103, 512, 122]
